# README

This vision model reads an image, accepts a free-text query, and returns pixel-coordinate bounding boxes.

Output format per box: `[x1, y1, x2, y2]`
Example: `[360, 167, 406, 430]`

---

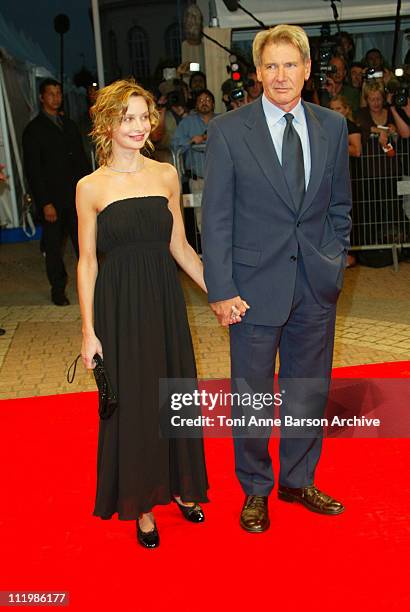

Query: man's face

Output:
[350, 66, 363, 89]
[246, 72, 263, 100]
[40, 85, 62, 114]
[196, 93, 214, 115]
[256, 42, 311, 111]
[329, 57, 346, 84]
[340, 35, 353, 55]
[366, 51, 382, 69]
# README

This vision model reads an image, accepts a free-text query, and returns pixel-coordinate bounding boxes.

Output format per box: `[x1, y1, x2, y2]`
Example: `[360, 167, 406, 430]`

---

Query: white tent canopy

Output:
[0, 12, 55, 230]
[202, 0, 410, 28]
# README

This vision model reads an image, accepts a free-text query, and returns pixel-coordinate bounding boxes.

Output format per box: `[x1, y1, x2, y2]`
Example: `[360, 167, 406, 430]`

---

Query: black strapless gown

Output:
[93, 196, 209, 520]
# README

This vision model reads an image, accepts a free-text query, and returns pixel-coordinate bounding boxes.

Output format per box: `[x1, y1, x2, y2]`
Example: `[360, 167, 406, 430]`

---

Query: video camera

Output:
[229, 87, 245, 103]
[385, 68, 410, 108]
[221, 78, 246, 110]
[312, 24, 338, 90]
[363, 66, 384, 81]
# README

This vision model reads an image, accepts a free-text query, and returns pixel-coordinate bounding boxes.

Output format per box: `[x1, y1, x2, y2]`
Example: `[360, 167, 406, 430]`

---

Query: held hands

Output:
[81, 333, 103, 370]
[210, 296, 250, 327]
[43, 203, 58, 223]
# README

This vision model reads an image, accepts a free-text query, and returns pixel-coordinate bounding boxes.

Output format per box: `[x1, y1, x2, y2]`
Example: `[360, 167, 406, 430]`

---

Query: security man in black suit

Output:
[23, 79, 90, 305]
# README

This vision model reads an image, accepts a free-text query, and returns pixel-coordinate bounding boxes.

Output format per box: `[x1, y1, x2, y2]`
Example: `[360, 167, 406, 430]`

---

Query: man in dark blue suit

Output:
[202, 25, 351, 532]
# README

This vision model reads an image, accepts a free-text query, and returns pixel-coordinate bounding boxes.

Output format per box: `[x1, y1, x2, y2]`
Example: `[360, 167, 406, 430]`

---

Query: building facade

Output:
[99, 0, 189, 86]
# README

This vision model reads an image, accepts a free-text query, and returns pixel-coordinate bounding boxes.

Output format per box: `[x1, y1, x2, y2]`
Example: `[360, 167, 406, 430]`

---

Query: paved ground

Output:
[0, 240, 409, 399]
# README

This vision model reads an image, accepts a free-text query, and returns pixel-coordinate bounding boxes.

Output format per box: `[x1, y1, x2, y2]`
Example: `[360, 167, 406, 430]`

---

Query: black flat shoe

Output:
[174, 499, 205, 523]
[137, 520, 160, 548]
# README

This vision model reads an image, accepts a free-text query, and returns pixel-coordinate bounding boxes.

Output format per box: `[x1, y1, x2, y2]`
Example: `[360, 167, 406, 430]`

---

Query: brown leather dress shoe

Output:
[278, 484, 345, 515]
[240, 495, 270, 533]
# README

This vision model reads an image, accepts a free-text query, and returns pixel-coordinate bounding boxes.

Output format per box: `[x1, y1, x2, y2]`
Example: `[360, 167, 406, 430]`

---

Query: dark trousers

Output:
[229, 256, 337, 495]
[42, 206, 79, 294]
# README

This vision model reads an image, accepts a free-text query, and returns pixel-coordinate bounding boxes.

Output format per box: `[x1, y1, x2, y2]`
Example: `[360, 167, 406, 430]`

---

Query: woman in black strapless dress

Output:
[76, 80, 236, 548]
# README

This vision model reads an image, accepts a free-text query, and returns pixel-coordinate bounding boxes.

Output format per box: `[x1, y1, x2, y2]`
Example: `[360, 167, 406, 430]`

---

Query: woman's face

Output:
[367, 91, 384, 113]
[111, 95, 151, 152]
[330, 100, 349, 118]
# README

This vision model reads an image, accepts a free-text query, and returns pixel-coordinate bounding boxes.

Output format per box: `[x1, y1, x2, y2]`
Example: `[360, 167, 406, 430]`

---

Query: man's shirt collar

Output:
[262, 94, 304, 126]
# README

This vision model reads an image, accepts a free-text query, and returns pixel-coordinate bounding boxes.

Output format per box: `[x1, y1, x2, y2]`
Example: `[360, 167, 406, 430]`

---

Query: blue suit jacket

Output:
[201, 98, 352, 326]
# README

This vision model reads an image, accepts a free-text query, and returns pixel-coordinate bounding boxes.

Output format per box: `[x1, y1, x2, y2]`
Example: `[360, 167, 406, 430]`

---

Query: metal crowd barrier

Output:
[172, 144, 206, 254]
[350, 135, 410, 270]
[171, 137, 410, 269]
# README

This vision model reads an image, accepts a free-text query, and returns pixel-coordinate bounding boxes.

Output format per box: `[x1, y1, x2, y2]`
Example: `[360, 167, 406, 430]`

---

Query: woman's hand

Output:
[378, 130, 389, 147]
[81, 333, 103, 369]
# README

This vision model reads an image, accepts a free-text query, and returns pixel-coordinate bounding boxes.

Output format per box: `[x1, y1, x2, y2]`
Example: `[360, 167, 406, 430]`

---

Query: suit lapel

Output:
[38, 112, 64, 136]
[300, 101, 328, 216]
[242, 100, 329, 217]
[243, 99, 295, 213]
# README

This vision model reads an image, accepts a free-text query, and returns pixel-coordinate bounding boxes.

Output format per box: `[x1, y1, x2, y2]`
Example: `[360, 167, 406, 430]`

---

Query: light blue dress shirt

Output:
[261, 94, 311, 188]
[171, 111, 217, 178]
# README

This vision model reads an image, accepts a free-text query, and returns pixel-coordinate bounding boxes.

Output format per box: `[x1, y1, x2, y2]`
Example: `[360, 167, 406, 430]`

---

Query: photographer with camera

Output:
[364, 48, 393, 86]
[222, 79, 248, 111]
[385, 71, 410, 139]
[151, 80, 188, 161]
[390, 98, 410, 138]
[321, 55, 360, 113]
[245, 68, 263, 102]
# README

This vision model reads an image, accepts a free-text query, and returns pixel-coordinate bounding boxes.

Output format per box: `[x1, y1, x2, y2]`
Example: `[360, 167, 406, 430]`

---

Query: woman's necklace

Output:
[106, 157, 145, 173]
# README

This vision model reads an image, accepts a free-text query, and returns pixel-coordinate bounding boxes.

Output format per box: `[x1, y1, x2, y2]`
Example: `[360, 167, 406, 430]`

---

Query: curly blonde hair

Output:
[90, 79, 159, 166]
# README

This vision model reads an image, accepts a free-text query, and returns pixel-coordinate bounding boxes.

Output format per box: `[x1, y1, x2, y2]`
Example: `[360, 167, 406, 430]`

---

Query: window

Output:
[128, 26, 149, 78]
[165, 22, 181, 65]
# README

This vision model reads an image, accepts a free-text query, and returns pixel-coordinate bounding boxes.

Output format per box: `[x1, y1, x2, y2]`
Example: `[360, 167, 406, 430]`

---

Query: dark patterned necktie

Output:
[281, 113, 305, 211]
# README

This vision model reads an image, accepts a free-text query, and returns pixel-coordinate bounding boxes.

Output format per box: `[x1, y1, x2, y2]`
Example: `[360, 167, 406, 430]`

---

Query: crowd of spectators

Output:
[146, 35, 409, 266]
[12, 33, 410, 306]
[150, 39, 408, 166]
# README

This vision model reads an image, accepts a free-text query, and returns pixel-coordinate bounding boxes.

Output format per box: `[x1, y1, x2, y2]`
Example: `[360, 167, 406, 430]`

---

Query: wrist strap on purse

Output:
[67, 354, 81, 383]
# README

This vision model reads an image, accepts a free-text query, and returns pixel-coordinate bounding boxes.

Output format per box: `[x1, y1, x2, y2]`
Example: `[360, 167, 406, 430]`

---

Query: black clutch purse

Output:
[67, 354, 118, 420]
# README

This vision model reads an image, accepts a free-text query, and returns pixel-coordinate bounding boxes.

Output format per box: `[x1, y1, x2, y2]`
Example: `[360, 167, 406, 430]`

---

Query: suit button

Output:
[290, 255, 297, 261]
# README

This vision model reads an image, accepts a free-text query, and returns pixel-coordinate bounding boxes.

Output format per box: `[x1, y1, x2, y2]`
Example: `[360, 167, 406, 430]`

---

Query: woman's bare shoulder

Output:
[145, 156, 177, 176]
[77, 168, 108, 195]
[76, 169, 107, 210]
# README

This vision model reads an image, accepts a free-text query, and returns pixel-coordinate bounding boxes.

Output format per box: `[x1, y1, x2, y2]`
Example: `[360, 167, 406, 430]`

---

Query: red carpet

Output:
[0, 362, 409, 611]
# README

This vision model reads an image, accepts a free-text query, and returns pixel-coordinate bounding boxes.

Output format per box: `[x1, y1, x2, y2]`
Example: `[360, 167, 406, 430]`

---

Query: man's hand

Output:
[191, 134, 207, 145]
[324, 77, 336, 97]
[43, 203, 58, 223]
[176, 61, 191, 77]
[210, 296, 250, 327]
